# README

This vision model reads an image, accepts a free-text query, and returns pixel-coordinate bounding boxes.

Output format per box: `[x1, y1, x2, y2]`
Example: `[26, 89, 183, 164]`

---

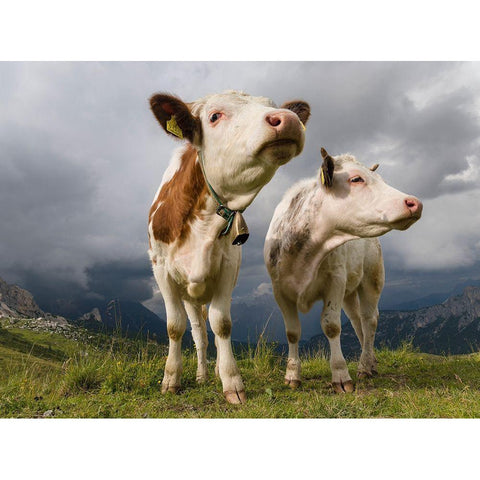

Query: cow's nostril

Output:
[405, 198, 418, 212]
[266, 114, 282, 127]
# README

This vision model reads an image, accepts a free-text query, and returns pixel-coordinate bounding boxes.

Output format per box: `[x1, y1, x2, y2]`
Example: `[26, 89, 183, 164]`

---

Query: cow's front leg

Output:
[209, 256, 245, 404]
[154, 268, 187, 394]
[321, 288, 353, 393]
[276, 294, 302, 388]
[184, 301, 208, 383]
[209, 306, 245, 404]
[163, 302, 187, 393]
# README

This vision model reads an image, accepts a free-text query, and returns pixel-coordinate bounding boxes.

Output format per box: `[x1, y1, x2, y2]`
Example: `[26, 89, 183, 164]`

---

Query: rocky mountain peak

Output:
[0, 276, 45, 319]
[441, 286, 480, 324]
[460, 286, 480, 303]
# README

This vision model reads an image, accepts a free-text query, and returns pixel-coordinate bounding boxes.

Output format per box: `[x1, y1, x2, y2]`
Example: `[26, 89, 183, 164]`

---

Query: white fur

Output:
[265, 153, 422, 391]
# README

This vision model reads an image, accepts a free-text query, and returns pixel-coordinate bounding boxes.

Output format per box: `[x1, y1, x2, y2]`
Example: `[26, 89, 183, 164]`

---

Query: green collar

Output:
[197, 150, 245, 239]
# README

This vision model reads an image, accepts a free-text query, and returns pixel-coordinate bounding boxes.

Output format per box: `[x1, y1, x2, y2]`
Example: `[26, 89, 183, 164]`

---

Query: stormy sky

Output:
[1, 61, 480, 316]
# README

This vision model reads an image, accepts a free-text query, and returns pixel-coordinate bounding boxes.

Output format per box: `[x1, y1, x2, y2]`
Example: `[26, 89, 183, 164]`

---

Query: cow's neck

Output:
[293, 195, 359, 311]
[197, 150, 262, 212]
[196, 150, 269, 245]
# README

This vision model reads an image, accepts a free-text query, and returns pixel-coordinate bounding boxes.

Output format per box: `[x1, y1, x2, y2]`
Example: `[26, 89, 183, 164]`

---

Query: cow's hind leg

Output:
[344, 290, 377, 378]
[276, 293, 302, 388]
[356, 284, 380, 378]
[153, 268, 187, 394]
[322, 282, 354, 393]
[343, 291, 364, 349]
[356, 245, 384, 378]
[184, 301, 208, 383]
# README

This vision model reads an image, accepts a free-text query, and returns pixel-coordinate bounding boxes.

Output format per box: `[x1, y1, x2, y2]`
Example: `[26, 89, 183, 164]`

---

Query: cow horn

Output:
[370, 163, 379, 172]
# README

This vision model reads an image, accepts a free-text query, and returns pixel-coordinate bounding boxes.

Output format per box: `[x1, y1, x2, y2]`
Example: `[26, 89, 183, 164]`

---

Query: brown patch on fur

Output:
[371, 272, 384, 294]
[323, 323, 340, 339]
[215, 320, 232, 339]
[286, 331, 299, 344]
[149, 145, 207, 245]
[167, 325, 183, 341]
[289, 192, 302, 209]
[275, 192, 311, 256]
[287, 192, 306, 220]
[286, 227, 310, 254]
[268, 240, 281, 267]
[369, 254, 385, 294]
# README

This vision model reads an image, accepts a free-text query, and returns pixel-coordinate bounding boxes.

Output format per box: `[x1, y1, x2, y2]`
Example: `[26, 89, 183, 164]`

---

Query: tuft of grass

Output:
[62, 356, 105, 394]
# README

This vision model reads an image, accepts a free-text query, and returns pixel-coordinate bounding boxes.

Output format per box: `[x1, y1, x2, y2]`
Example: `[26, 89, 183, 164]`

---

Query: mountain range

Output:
[1, 275, 168, 342]
[2, 275, 480, 356]
[75, 299, 168, 342]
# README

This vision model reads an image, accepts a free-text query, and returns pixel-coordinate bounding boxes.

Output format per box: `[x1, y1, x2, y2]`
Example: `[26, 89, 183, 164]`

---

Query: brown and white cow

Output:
[264, 148, 422, 393]
[148, 90, 310, 403]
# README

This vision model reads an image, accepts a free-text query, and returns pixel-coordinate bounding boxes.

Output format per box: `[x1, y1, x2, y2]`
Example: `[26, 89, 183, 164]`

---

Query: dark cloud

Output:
[85, 257, 153, 303]
[1, 62, 479, 316]
[9, 257, 153, 318]
[379, 260, 480, 309]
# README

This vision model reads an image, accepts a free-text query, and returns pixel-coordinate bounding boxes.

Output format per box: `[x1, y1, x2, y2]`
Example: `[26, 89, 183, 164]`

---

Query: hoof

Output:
[284, 378, 301, 389]
[161, 384, 180, 394]
[224, 389, 246, 404]
[196, 375, 208, 384]
[332, 380, 354, 394]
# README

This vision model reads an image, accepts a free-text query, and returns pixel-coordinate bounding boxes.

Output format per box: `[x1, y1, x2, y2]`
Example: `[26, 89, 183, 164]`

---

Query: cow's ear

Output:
[320, 148, 334, 188]
[370, 163, 379, 172]
[150, 93, 201, 143]
[280, 100, 311, 125]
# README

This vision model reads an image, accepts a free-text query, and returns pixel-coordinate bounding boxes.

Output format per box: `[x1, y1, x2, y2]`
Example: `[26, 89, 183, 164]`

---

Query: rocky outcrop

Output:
[0, 276, 45, 318]
[78, 307, 102, 323]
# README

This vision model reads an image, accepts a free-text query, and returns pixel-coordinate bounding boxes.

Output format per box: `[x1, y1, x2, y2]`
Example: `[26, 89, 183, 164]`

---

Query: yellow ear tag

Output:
[321, 169, 326, 185]
[300, 121, 306, 131]
[166, 115, 184, 139]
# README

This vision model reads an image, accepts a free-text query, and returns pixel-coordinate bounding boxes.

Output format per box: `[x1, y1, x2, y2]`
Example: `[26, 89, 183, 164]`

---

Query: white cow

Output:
[264, 148, 422, 393]
[148, 90, 310, 403]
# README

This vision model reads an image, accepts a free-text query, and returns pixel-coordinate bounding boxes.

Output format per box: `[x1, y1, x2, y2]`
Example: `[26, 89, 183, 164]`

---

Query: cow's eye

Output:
[350, 176, 365, 183]
[209, 112, 223, 123]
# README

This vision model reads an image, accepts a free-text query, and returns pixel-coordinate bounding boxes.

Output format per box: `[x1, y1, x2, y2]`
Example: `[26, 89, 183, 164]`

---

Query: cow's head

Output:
[150, 90, 310, 207]
[319, 148, 423, 237]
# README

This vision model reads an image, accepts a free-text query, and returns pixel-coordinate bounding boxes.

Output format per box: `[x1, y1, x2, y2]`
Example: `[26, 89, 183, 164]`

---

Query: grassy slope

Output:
[1, 325, 480, 418]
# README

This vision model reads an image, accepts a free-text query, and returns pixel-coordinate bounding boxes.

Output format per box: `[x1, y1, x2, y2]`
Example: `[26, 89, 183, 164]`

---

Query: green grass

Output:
[1, 324, 480, 418]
